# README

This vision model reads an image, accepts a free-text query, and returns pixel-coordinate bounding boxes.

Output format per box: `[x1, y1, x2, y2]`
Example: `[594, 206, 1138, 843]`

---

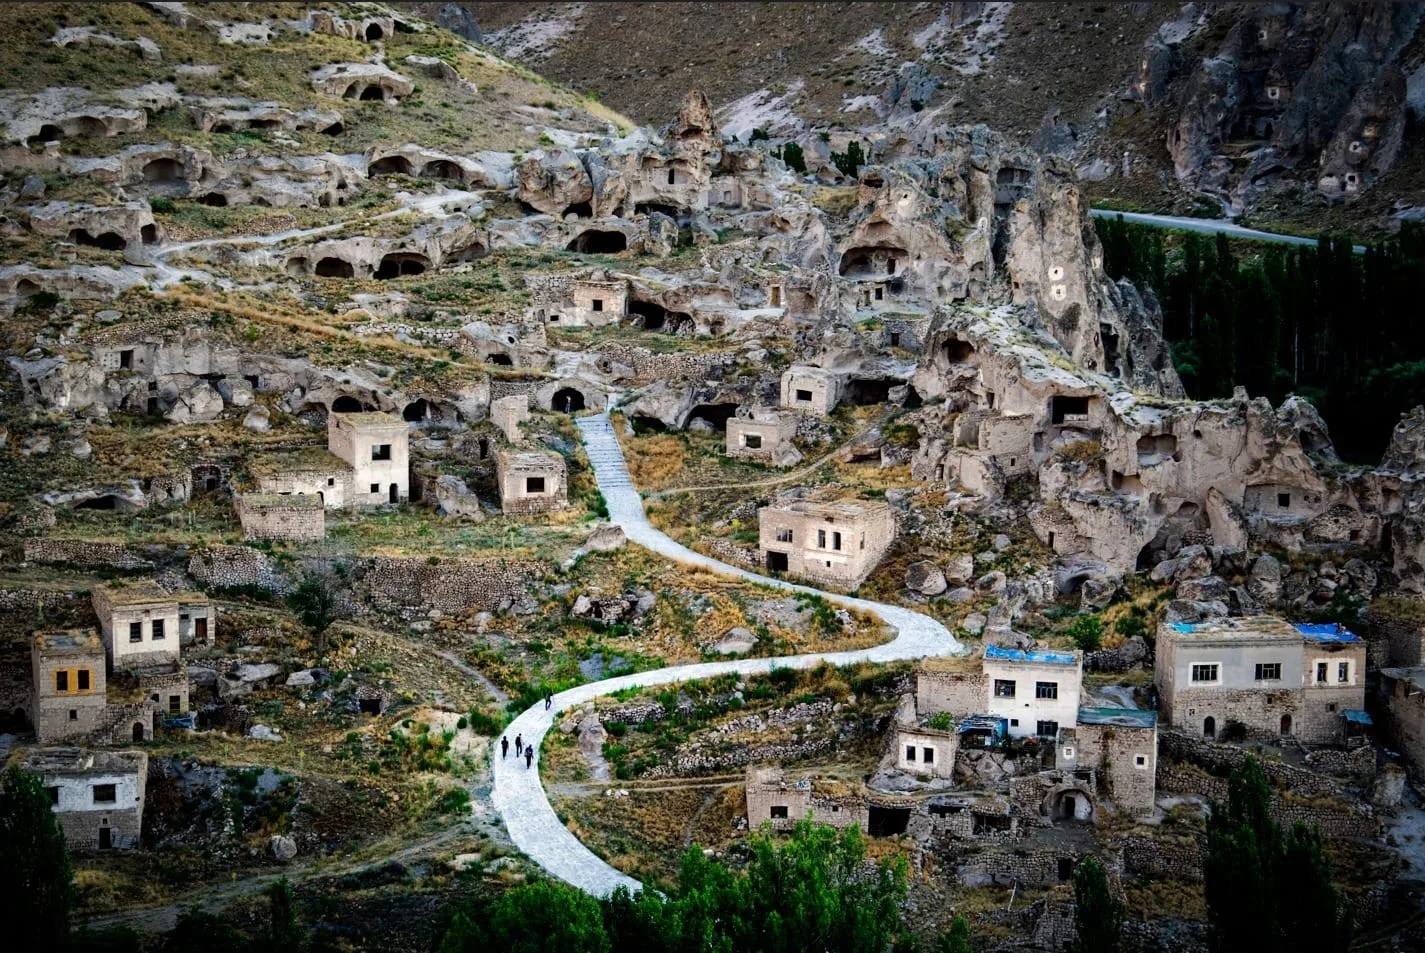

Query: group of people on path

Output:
[500, 692, 554, 769]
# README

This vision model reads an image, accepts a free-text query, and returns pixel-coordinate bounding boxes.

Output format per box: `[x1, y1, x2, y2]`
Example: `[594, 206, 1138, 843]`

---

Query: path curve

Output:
[1089, 208, 1366, 254]
[490, 412, 965, 897]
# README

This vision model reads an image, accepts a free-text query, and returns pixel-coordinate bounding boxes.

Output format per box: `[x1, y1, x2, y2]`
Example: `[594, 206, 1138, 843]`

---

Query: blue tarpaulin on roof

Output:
[1344, 709, 1373, 726]
[984, 644, 1076, 665]
[1294, 622, 1362, 643]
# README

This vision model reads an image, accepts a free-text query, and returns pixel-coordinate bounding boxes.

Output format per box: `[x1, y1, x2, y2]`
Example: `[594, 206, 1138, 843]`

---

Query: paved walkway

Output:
[1089, 208, 1366, 254]
[490, 412, 965, 897]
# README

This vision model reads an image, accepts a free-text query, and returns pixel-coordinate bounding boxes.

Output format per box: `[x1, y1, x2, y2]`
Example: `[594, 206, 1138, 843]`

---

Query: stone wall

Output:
[956, 847, 1082, 888]
[592, 341, 729, 382]
[1157, 762, 1378, 838]
[187, 546, 291, 594]
[235, 496, 325, 542]
[354, 556, 539, 617]
[1158, 730, 1361, 794]
[1076, 722, 1158, 816]
[23, 538, 153, 569]
[916, 668, 988, 718]
[1120, 832, 1204, 882]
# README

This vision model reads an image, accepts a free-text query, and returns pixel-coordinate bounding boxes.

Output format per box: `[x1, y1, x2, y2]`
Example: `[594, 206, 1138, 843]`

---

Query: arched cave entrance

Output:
[846, 378, 894, 406]
[27, 123, 63, 146]
[635, 201, 681, 219]
[374, 253, 429, 279]
[356, 85, 386, 102]
[365, 23, 384, 40]
[142, 158, 186, 186]
[422, 159, 462, 182]
[315, 257, 355, 278]
[688, 403, 738, 432]
[566, 230, 627, 254]
[331, 395, 366, 413]
[1051, 790, 1093, 824]
[563, 201, 593, 219]
[69, 229, 127, 251]
[553, 387, 586, 413]
[403, 399, 432, 422]
[369, 155, 413, 177]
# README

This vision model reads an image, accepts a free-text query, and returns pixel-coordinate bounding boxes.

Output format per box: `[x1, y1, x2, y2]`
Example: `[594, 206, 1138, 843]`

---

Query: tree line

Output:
[1096, 216, 1425, 463]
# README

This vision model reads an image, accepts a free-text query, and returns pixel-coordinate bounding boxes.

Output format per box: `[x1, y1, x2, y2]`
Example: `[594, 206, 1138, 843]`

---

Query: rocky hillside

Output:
[469, 1, 1425, 235]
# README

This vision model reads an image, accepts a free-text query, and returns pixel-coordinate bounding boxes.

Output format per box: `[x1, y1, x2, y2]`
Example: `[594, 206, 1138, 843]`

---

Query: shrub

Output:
[149, 197, 174, 213]
[1067, 614, 1103, 651]
[778, 142, 807, 174]
[927, 711, 954, 731]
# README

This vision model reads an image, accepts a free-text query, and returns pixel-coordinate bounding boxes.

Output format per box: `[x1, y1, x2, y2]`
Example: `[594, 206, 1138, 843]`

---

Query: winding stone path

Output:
[490, 411, 965, 897]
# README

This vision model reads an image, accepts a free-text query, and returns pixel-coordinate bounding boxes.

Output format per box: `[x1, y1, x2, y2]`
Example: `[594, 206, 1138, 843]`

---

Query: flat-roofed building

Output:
[31, 629, 107, 743]
[328, 411, 408, 506]
[982, 645, 1083, 740]
[23, 747, 147, 851]
[91, 582, 198, 671]
[495, 449, 568, 515]
[758, 499, 896, 589]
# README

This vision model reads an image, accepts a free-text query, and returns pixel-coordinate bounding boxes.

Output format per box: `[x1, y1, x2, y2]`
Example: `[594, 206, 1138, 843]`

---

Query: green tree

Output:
[164, 909, 246, 953]
[0, 766, 73, 948]
[1279, 823, 1351, 953]
[287, 562, 346, 655]
[936, 916, 972, 953]
[265, 879, 307, 952]
[1072, 858, 1123, 953]
[779, 142, 807, 174]
[831, 141, 866, 178]
[1066, 615, 1103, 651]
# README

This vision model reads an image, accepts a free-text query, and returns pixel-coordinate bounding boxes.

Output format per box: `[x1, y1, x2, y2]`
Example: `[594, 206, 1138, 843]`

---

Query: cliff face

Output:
[1153, 3, 1424, 213]
[467, 2, 1425, 228]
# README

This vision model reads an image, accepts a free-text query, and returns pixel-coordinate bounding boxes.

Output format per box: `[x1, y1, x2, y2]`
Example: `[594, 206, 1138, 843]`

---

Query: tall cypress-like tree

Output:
[0, 766, 73, 949]
[1072, 857, 1123, 953]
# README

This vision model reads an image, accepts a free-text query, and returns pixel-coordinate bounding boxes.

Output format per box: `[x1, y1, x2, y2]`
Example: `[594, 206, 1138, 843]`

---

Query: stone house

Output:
[524, 273, 627, 327]
[235, 492, 325, 542]
[982, 646, 1083, 740]
[757, 499, 896, 590]
[894, 720, 957, 779]
[1156, 616, 1365, 742]
[495, 449, 568, 515]
[725, 407, 799, 467]
[1069, 708, 1158, 817]
[779, 365, 842, 414]
[328, 411, 409, 505]
[745, 766, 867, 831]
[31, 630, 107, 743]
[23, 747, 147, 851]
[92, 582, 195, 671]
[249, 449, 352, 509]
[1379, 667, 1425, 778]
[139, 667, 189, 719]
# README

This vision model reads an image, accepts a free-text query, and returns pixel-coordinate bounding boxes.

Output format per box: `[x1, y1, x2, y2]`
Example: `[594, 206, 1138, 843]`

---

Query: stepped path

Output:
[491, 411, 965, 897]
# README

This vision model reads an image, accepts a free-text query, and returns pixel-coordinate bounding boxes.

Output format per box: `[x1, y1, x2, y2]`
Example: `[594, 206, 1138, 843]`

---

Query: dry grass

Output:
[622, 433, 687, 491]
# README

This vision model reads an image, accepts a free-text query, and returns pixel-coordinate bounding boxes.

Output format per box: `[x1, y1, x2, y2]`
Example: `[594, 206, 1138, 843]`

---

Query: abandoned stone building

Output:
[249, 449, 353, 508]
[757, 499, 896, 589]
[140, 666, 189, 719]
[92, 582, 211, 671]
[328, 411, 409, 506]
[524, 273, 627, 327]
[1155, 617, 1366, 742]
[31, 629, 108, 743]
[1380, 667, 1425, 779]
[23, 747, 147, 851]
[725, 407, 800, 467]
[235, 492, 326, 542]
[894, 719, 957, 779]
[495, 448, 568, 515]
[491, 393, 532, 442]
[1062, 708, 1158, 817]
[744, 766, 872, 832]
[780, 365, 842, 415]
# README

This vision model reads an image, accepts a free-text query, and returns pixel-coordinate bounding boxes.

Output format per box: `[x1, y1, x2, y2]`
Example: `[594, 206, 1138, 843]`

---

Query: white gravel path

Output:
[490, 411, 966, 897]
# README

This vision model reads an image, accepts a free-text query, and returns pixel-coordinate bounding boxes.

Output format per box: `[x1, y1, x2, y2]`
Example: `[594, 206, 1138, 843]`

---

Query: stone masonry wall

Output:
[24, 538, 153, 569]
[187, 546, 291, 594]
[354, 556, 539, 617]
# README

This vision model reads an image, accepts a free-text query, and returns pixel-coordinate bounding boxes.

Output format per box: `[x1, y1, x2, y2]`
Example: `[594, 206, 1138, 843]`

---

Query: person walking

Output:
[515, 734, 523, 756]
[525, 745, 534, 769]
[501, 735, 509, 759]
[545, 691, 552, 711]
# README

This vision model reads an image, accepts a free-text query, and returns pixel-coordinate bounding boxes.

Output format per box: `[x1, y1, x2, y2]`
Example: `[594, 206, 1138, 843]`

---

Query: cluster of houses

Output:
[235, 407, 569, 541]
[14, 583, 215, 851]
[747, 615, 1371, 841]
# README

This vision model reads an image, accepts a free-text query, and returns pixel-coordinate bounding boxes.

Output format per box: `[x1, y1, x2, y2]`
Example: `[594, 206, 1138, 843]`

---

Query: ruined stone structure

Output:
[23, 747, 147, 850]
[745, 766, 868, 831]
[491, 393, 532, 443]
[249, 450, 353, 509]
[1069, 708, 1158, 817]
[780, 365, 842, 415]
[328, 411, 409, 506]
[92, 582, 201, 671]
[236, 492, 325, 542]
[1155, 617, 1365, 743]
[31, 630, 107, 743]
[894, 722, 958, 779]
[495, 449, 568, 515]
[1379, 667, 1425, 779]
[757, 499, 896, 589]
[725, 407, 800, 467]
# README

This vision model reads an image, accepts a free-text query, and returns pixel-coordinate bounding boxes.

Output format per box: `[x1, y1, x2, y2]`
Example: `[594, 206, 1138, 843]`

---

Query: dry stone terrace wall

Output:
[590, 342, 731, 382]
[353, 555, 541, 616]
[1121, 832, 1204, 882]
[1156, 763, 1379, 838]
[23, 538, 154, 570]
[187, 545, 289, 594]
[1158, 729, 1371, 791]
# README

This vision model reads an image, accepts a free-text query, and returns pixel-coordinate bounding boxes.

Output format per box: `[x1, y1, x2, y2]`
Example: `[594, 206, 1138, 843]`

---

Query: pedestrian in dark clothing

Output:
[525, 746, 534, 769]
[545, 691, 552, 710]
[501, 735, 509, 759]
[515, 734, 523, 756]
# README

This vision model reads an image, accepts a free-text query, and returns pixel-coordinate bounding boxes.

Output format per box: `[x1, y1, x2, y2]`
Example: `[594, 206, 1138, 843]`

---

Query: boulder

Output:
[1079, 575, 1116, 610]
[905, 561, 948, 596]
[1247, 553, 1284, 605]
[961, 612, 988, 636]
[242, 404, 271, 432]
[584, 524, 626, 552]
[270, 834, 298, 862]
[165, 381, 224, 425]
[515, 149, 592, 216]
[713, 627, 758, 655]
[286, 670, 317, 688]
[944, 553, 975, 585]
[433, 475, 483, 519]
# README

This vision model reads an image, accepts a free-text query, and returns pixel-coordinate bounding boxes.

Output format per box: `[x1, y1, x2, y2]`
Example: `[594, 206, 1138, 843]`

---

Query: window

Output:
[69, 709, 77, 721]
[1009, 719, 1019, 727]
[591, 298, 603, 312]
[1277, 492, 1291, 508]
[775, 528, 793, 543]
[770, 805, 788, 819]
[55, 671, 69, 692]
[1134, 755, 1148, 768]
[922, 747, 935, 764]
[119, 349, 134, 369]
[526, 476, 546, 494]
[371, 444, 392, 461]
[1255, 662, 1282, 681]
[92, 784, 117, 805]
[744, 434, 762, 449]
[1036, 720, 1059, 738]
[1338, 662, 1350, 683]
[795, 389, 813, 402]
[889, 332, 901, 347]
[1316, 662, 1328, 683]
[874, 287, 884, 301]
[328, 477, 335, 486]
[1035, 681, 1058, 700]
[666, 168, 676, 185]
[1191, 663, 1219, 683]
[129, 622, 142, 643]
[46, 786, 59, 805]
[78, 669, 89, 691]
[905, 745, 916, 762]
[169, 695, 181, 714]
[994, 679, 1016, 698]
[370, 483, 380, 493]
[832, 531, 842, 551]
[817, 529, 826, 548]
[151, 619, 165, 641]
[1062, 746, 1074, 758]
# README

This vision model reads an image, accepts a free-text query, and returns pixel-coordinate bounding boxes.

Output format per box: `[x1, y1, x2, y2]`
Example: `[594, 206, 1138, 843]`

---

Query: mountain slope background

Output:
[459, 1, 1425, 237]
